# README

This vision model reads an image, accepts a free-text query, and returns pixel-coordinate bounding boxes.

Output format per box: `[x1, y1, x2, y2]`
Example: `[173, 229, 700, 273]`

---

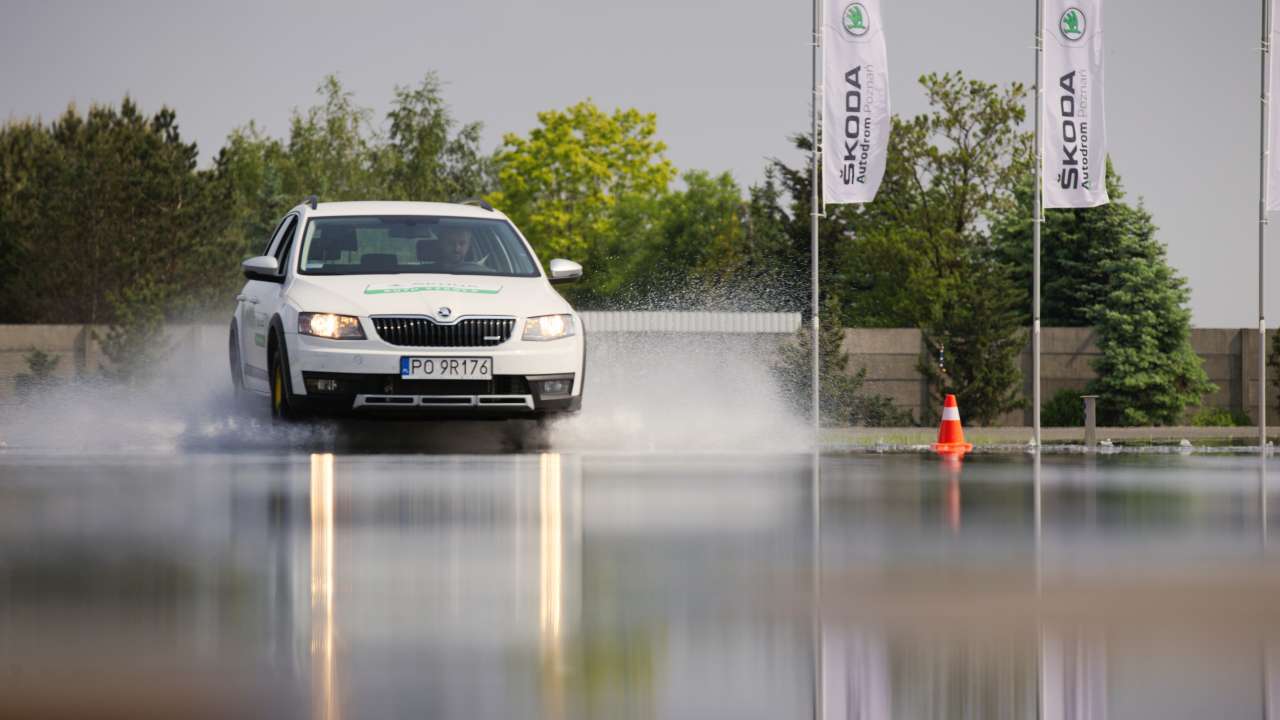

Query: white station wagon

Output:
[229, 199, 585, 420]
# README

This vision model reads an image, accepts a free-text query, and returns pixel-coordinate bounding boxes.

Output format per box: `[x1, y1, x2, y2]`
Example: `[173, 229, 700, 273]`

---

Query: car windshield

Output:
[297, 215, 541, 277]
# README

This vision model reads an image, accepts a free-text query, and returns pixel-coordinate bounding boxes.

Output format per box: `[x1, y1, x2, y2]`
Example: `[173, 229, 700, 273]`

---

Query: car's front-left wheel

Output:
[269, 331, 304, 421]
[229, 321, 245, 396]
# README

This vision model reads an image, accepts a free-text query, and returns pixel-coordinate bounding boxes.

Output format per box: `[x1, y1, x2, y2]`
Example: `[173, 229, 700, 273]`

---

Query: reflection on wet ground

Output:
[0, 451, 1277, 719]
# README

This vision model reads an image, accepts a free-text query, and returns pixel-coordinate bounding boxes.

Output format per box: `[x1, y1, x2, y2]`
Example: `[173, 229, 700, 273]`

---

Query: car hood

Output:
[285, 273, 574, 319]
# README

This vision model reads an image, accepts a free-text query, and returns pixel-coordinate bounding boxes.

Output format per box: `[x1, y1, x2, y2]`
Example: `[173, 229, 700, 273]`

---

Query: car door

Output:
[241, 214, 298, 382]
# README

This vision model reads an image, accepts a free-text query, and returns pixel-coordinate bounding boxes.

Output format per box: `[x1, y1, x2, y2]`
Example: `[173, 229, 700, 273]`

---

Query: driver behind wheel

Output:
[417, 225, 471, 267]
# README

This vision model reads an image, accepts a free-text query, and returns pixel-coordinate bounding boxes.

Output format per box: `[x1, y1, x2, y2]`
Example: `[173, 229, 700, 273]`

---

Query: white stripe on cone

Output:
[942, 406, 961, 421]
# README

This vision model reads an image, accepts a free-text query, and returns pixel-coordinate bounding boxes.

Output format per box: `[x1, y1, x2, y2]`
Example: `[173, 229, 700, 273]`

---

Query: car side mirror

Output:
[243, 255, 283, 282]
[548, 258, 583, 285]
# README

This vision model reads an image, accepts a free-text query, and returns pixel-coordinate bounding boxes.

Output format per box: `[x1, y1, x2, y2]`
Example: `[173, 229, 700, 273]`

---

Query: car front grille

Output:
[371, 316, 516, 347]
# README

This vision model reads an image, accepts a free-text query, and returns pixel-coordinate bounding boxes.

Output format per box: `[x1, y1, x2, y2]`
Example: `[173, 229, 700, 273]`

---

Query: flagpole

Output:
[811, 0, 822, 438]
[1033, 0, 1044, 449]
[1261, 0, 1271, 453]
[810, 5, 824, 718]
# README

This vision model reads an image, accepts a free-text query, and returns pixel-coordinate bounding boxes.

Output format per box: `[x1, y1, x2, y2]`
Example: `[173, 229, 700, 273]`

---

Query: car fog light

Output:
[541, 379, 570, 395]
[305, 377, 343, 394]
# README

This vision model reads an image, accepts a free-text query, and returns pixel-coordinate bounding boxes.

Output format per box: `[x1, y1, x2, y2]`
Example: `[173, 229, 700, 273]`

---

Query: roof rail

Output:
[460, 198, 494, 212]
[305, 194, 318, 210]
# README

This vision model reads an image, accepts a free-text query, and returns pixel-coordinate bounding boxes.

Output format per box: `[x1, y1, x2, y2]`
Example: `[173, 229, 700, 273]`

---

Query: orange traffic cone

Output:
[931, 394, 974, 457]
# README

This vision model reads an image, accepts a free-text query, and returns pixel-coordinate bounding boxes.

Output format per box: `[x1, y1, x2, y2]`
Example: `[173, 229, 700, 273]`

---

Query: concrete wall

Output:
[0, 325, 103, 395]
[0, 323, 1273, 425]
[579, 311, 801, 334]
[843, 329, 930, 422]
[0, 324, 229, 399]
[845, 326, 1273, 425]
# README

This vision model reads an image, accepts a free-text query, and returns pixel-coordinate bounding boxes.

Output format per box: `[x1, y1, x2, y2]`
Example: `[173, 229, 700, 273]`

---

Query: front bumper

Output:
[284, 329, 584, 417]
[294, 371, 580, 417]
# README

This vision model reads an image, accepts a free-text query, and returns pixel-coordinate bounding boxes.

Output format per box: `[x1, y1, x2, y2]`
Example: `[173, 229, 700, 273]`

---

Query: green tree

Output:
[763, 133, 861, 315]
[283, 75, 384, 201]
[98, 278, 170, 381]
[0, 120, 55, 321]
[774, 297, 913, 426]
[918, 256, 1026, 425]
[853, 72, 1032, 328]
[0, 99, 232, 326]
[213, 122, 292, 258]
[1269, 331, 1280, 409]
[14, 348, 62, 397]
[215, 72, 491, 261]
[487, 101, 676, 266]
[742, 168, 794, 279]
[994, 162, 1136, 326]
[610, 170, 749, 306]
[383, 72, 493, 202]
[651, 171, 745, 284]
[992, 163, 1214, 425]
[212, 76, 362, 260]
[546, 170, 753, 309]
[1041, 388, 1085, 427]
[765, 73, 1030, 422]
[864, 73, 1030, 423]
[1089, 236, 1214, 425]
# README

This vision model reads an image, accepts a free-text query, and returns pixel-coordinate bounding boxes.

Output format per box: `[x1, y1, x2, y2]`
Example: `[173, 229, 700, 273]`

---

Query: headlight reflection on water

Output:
[539, 452, 566, 719]
[310, 453, 337, 720]
[301, 451, 576, 720]
[539, 452, 563, 647]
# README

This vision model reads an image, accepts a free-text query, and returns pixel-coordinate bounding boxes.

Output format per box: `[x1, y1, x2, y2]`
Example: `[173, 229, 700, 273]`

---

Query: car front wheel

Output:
[229, 321, 245, 395]
[269, 334, 303, 421]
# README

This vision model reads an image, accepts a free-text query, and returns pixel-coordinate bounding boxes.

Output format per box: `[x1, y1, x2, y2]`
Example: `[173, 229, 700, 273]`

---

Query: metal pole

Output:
[810, 4, 824, 711]
[1261, 0, 1271, 453]
[1261, 455, 1269, 550]
[1033, 451, 1044, 720]
[1033, 0, 1044, 448]
[811, 0, 822, 438]
[810, 451, 823, 720]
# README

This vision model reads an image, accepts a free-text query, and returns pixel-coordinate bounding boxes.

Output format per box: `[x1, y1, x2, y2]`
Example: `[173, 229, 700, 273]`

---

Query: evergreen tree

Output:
[994, 160, 1137, 326]
[919, 255, 1027, 425]
[1090, 235, 1214, 425]
[1268, 331, 1280, 411]
[992, 161, 1214, 425]
[741, 168, 795, 282]
[765, 133, 860, 316]
[774, 297, 912, 426]
[0, 99, 231, 326]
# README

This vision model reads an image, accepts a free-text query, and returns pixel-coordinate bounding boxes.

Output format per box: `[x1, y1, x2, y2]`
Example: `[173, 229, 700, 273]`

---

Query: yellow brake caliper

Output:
[273, 366, 283, 411]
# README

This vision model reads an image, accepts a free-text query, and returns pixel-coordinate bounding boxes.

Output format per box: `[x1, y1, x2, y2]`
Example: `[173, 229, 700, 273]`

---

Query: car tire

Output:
[269, 331, 303, 421]
[229, 321, 246, 394]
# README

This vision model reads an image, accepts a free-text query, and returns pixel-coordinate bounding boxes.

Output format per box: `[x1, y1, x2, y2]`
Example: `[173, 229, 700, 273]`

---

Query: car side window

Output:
[272, 216, 299, 277]
[263, 216, 290, 257]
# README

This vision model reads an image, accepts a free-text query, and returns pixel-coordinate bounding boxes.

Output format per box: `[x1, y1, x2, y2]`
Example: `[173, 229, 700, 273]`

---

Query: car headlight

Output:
[522, 314, 575, 341]
[298, 312, 366, 340]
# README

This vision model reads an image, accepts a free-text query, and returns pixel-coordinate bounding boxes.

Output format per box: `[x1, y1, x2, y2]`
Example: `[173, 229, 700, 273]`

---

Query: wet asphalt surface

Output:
[1, 447, 1278, 720]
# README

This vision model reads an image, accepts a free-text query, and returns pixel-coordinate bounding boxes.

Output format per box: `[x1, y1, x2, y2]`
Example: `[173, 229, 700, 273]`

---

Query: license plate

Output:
[400, 356, 493, 380]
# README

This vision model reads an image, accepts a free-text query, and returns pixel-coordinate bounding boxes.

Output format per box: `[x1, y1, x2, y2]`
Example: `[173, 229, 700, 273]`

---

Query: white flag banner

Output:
[1043, 0, 1108, 208]
[822, 0, 890, 205]
[1269, 2, 1280, 211]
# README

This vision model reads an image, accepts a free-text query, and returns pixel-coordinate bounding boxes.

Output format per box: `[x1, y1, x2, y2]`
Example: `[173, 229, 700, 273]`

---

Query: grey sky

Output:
[0, 0, 1268, 327]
